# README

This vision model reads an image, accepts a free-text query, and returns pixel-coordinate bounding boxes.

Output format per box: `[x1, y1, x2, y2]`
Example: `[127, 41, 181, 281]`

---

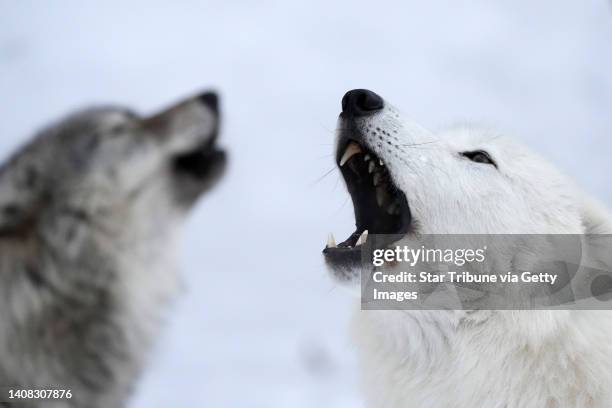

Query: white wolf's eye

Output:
[461, 150, 496, 167]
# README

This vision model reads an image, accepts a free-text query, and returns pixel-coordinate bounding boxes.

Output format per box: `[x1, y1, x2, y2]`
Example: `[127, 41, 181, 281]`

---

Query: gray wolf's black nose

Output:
[341, 89, 384, 117]
[198, 91, 219, 115]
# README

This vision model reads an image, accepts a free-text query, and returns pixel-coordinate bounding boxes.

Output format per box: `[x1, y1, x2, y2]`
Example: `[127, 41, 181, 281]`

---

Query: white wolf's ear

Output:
[580, 196, 612, 235]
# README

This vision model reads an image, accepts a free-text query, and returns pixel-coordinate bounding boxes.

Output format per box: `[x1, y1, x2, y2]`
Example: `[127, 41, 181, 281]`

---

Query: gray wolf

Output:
[0, 92, 226, 407]
[323, 89, 612, 407]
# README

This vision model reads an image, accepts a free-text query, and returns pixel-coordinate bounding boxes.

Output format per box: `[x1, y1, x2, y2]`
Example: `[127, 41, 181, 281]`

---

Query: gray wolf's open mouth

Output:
[323, 138, 411, 265]
[172, 137, 226, 179]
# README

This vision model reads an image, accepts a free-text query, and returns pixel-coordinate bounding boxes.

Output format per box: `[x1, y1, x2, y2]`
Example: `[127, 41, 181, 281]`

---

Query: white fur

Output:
[333, 101, 612, 407]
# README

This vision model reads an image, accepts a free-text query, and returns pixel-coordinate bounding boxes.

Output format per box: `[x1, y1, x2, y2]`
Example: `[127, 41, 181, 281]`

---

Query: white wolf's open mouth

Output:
[323, 137, 411, 266]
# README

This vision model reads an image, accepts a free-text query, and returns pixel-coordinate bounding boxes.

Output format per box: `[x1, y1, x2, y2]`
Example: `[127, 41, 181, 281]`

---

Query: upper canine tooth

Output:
[364, 154, 371, 161]
[339, 142, 363, 166]
[356, 230, 369, 246]
[379, 159, 384, 166]
[326, 233, 337, 248]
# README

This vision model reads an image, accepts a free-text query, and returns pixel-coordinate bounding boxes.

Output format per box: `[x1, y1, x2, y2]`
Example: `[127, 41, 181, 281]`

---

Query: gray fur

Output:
[0, 93, 226, 407]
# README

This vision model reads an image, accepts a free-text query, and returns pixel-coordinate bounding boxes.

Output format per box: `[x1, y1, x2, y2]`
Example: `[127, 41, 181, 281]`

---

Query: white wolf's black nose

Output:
[341, 89, 384, 117]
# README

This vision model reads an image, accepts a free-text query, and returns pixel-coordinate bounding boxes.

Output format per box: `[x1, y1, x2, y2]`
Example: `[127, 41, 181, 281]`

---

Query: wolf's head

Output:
[0, 92, 226, 237]
[323, 89, 612, 286]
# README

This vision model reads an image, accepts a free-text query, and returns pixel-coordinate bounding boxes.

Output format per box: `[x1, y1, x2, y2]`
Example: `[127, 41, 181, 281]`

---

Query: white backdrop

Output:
[1, 1, 611, 406]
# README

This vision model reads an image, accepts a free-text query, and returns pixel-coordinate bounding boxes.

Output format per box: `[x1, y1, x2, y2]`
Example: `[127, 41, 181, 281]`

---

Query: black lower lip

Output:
[323, 245, 362, 272]
[322, 232, 410, 272]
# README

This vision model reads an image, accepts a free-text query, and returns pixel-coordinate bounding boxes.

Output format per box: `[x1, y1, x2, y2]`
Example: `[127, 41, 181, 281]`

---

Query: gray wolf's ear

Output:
[580, 197, 612, 235]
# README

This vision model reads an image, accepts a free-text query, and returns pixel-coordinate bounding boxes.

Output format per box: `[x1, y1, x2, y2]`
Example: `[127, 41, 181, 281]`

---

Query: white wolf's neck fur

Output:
[352, 309, 612, 407]
[337, 103, 612, 407]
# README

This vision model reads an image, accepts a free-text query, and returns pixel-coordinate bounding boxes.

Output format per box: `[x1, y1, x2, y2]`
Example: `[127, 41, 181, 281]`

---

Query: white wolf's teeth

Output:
[339, 142, 363, 166]
[356, 230, 369, 246]
[326, 233, 337, 248]
[368, 161, 375, 173]
[379, 159, 384, 166]
[364, 154, 371, 161]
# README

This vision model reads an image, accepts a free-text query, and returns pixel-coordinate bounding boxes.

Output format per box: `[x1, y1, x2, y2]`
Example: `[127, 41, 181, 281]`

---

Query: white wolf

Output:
[323, 89, 612, 408]
[0, 92, 225, 408]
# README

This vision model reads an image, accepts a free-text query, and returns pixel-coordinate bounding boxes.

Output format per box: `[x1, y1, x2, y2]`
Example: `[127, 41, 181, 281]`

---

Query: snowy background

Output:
[1, 1, 611, 407]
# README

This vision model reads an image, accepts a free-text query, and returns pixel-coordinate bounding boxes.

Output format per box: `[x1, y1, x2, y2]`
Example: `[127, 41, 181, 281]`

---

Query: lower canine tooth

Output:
[368, 161, 375, 173]
[356, 230, 369, 246]
[327, 233, 337, 248]
[339, 142, 363, 166]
